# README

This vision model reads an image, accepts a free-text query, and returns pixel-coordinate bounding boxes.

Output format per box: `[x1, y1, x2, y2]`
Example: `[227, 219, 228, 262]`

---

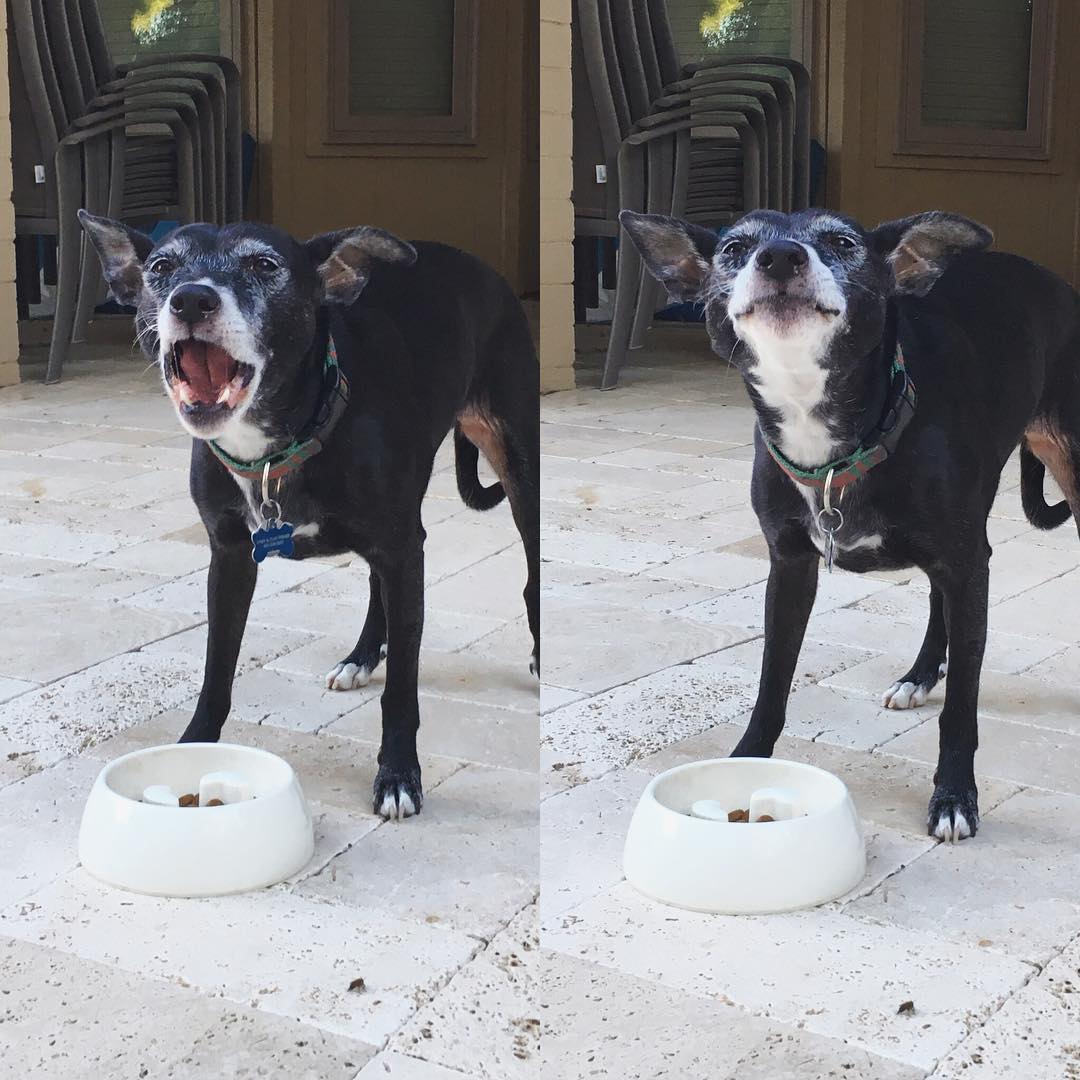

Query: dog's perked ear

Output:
[305, 226, 418, 305]
[619, 211, 719, 302]
[869, 211, 993, 297]
[77, 210, 155, 306]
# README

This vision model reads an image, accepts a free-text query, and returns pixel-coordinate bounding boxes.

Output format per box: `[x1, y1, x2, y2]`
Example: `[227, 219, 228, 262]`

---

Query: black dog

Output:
[80, 211, 539, 819]
[623, 206, 1080, 840]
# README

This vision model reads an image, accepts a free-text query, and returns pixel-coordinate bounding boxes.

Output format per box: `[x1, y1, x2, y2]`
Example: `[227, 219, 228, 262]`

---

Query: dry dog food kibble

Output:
[727, 809, 776, 823]
[178, 793, 199, 808]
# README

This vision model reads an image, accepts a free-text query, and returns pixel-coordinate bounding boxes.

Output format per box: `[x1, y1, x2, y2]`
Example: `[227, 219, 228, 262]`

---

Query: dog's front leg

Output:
[179, 539, 257, 743]
[732, 550, 819, 757]
[371, 539, 425, 820]
[928, 557, 989, 841]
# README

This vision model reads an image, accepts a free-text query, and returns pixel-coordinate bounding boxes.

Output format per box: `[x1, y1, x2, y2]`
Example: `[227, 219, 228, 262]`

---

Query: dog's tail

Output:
[454, 425, 506, 511]
[1020, 442, 1072, 529]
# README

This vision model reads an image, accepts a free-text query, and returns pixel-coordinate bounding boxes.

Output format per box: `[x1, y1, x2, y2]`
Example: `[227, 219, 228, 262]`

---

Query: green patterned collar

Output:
[207, 337, 349, 482]
[761, 344, 916, 490]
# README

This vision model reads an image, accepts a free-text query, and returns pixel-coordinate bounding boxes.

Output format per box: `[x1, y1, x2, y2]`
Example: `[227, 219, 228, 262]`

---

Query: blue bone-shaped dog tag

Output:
[251, 519, 295, 563]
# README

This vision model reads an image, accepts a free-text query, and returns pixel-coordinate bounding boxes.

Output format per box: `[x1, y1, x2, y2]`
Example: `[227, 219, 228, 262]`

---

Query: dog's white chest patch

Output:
[747, 339, 835, 467]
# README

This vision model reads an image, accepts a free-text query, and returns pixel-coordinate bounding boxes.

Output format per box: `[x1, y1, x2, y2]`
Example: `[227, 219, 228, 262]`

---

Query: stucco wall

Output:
[539, 0, 574, 392]
[0, 0, 20, 388]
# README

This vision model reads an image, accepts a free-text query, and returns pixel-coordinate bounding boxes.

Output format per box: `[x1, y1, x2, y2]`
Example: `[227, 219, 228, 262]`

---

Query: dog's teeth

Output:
[216, 385, 231, 404]
[178, 383, 195, 405]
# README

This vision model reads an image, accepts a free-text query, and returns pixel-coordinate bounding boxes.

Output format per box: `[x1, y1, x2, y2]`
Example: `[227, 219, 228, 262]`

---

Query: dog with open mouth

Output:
[80, 210, 539, 819]
[622, 206, 1080, 842]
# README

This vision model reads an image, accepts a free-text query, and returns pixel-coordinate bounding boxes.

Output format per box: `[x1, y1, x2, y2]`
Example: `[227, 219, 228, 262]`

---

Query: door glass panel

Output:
[666, 0, 792, 65]
[346, 0, 455, 116]
[921, 0, 1032, 130]
[98, 0, 221, 63]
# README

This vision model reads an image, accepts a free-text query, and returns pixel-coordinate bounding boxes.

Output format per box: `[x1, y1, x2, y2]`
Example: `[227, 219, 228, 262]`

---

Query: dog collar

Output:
[207, 338, 350, 482]
[761, 344, 916, 490]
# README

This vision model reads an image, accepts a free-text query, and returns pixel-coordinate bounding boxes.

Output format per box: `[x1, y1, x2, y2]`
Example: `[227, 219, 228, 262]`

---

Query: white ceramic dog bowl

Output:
[78, 743, 315, 897]
[623, 758, 865, 914]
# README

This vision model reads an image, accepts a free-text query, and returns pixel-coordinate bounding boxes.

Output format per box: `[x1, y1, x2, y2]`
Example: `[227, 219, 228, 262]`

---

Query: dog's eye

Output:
[147, 256, 174, 276]
[721, 238, 749, 258]
[827, 233, 858, 252]
[250, 256, 280, 274]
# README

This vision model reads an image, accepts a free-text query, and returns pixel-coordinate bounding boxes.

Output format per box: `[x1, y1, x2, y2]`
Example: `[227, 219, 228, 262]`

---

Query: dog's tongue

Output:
[179, 342, 235, 404]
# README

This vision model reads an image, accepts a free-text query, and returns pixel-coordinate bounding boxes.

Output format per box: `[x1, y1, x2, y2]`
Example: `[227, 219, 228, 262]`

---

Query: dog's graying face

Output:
[78, 212, 416, 443]
[621, 208, 994, 369]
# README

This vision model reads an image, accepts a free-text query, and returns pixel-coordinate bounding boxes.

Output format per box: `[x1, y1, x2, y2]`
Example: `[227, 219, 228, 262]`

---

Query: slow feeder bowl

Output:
[78, 743, 315, 897]
[623, 758, 865, 914]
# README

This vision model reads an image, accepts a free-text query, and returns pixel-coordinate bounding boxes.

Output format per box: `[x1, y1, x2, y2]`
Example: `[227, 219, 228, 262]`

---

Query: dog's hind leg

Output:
[882, 583, 948, 710]
[731, 549, 818, 756]
[927, 551, 989, 842]
[504, 427, 540, 676]
[460, 314, 540, 675]
[325, 567, 388, 691]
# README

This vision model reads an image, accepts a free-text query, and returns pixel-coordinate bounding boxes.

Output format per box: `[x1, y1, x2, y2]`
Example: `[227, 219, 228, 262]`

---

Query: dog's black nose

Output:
[169, 283, 221, 325]
[755, 241, 809, 283]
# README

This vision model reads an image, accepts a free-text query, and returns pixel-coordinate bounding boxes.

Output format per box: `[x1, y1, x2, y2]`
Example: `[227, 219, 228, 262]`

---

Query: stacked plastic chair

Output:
[572, 0, 811, 388]
[10, 0, 241, 382]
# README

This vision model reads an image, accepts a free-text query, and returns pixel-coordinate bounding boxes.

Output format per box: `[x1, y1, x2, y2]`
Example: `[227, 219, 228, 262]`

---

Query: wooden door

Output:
[258, 0, 535, 293]
[829, 0, 1080, 285]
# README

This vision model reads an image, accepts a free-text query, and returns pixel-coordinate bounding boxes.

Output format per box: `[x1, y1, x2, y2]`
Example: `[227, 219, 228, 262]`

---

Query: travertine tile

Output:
[881, 715, 1080, 796]
[931, 933, 1080, 1079]
[543, 596, 755, 694]
[331, 693, 538, 772]
[392, 907, 539, 1078]
[0, 652, 204, 757]
[0, 872, 478, 1046]
[0, 756, 102, 907]
[0, 937, 377, 1079]
[846, 788, 1080, 965]
[540, 769, 650, 919]
[541, 882, 1029, 1071]
[299, 766, 537, 938]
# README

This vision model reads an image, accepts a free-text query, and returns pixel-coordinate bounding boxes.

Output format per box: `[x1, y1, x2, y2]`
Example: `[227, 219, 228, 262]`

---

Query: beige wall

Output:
[0, 0, 20, 388]
[539, 0, 574, 392]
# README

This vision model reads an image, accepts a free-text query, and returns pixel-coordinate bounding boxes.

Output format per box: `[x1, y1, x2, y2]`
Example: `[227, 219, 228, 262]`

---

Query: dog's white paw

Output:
[932, 808, 973, 843]
[324, 661, 373, 691]
[882, 680, 929, 710]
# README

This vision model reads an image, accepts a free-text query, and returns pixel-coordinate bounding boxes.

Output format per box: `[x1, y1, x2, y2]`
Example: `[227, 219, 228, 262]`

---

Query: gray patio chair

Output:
[74, 0, 241, 221]
[9, 0, 199, 383]
[51, 0, 237, 336]
[602, 109, 759, 389]
[574, 0, 762, 316]
[628, 81, 782, 348]
[637, 0, 809, 206]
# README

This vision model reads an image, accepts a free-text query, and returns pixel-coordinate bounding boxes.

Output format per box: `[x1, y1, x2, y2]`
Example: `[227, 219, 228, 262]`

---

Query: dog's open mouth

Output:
[168, 340, 256, 414]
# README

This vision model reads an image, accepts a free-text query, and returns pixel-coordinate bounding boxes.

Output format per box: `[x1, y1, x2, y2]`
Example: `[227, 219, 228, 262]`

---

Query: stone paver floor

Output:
[540, 329, 1080, 1080]
[0, 352, 538, 1078]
